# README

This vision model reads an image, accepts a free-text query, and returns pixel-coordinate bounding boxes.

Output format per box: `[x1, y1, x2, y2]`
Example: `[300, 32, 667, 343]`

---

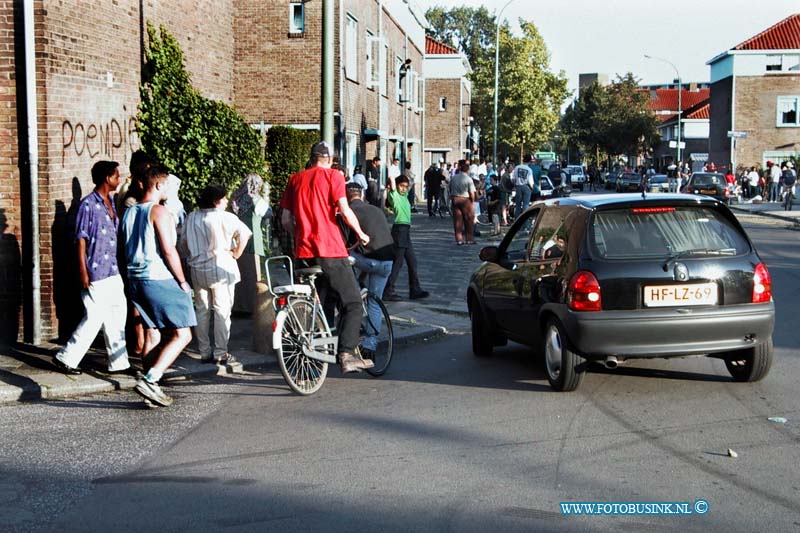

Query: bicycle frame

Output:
[265, 256, 338, 364]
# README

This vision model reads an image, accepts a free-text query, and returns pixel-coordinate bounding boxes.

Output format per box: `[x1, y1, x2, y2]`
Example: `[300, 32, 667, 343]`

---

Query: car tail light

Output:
[752, 262, 772, 303]
[568, 271, 602, 312]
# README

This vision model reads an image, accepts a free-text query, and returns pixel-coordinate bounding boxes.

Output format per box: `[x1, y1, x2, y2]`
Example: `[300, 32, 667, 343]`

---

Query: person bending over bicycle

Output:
[280, 141, 374, 373]
[341, 183, 394, 359]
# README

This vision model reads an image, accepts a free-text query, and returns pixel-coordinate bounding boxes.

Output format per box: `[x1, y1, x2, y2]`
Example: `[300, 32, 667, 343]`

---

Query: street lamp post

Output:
[493, 0, 515, 167]
[644, 54, 682, 169]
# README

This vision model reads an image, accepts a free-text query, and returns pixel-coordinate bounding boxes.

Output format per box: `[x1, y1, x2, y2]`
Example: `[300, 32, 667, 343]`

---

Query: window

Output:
[381, 43, 388, 96]
[777, 96, 799, 127]
[766, 54, 800, 72]
[289, 3, 304, 34]
[416, 77, 425, 112]
[439, 97, 447, 111]
[345, 132, 359, 177]
[395, 56, 404, 103]
[345, 14, 358, 81]
[365, 31, 376, 89]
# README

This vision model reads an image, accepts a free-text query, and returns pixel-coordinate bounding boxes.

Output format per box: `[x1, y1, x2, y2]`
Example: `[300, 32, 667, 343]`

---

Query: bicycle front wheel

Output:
[361, 292, 394, 376]
[276, 299, 331, 395]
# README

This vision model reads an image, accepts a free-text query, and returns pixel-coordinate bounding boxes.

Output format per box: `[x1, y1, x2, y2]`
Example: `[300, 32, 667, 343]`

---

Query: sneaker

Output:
[215, 353, 237, 365]
[410, 290, 430, 300]
[339, 352, 362, 374]
[134, 378, 173, 407]
[52, 356, 82, 375]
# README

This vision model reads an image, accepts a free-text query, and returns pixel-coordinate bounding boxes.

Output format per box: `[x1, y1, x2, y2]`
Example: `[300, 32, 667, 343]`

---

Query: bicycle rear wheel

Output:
[360, 292, 394, 376]
[276, 299, 331, 395]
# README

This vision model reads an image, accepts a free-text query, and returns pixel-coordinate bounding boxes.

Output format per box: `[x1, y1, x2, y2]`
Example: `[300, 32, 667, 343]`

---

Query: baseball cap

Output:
[310, 141, 333, 158]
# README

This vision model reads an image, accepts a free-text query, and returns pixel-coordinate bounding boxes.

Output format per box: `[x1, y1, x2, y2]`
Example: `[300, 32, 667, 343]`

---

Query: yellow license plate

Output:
[700, 189, 716, 195]
[643, 282, 717, 307]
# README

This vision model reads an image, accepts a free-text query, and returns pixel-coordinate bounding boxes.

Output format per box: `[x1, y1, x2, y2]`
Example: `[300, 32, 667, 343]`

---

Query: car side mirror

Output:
[479, 245, 499, 263]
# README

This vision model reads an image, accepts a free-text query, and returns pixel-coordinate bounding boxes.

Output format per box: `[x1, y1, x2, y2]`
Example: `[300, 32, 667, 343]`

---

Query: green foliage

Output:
[561, 74, 660, 165]
[265, 126, 319, 202]
[137, 22, 265, 206]
[427, 8, 568, 161]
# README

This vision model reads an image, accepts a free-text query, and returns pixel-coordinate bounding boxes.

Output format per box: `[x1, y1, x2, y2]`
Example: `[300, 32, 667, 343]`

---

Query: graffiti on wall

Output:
[61, 105, 140, 167]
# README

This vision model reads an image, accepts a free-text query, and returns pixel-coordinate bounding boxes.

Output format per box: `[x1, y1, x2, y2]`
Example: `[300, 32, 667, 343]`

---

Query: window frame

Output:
[345, 13, 358, 82]
[365, 30, 376, 90]
[776, 95, 799, 128]
[439, 97, 447, 112]
[288, 2, 304, 34]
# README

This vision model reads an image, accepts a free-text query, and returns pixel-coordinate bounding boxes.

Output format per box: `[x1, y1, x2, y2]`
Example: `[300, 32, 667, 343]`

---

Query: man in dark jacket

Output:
[424, 162, 444, 216]
[366, 157, 383, 207]
[344, 183, 395, 358]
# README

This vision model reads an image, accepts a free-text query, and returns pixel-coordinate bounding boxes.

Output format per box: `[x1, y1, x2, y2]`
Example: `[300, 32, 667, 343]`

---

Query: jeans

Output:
[55, 275, 131, 371]
[427, 188, 441, 214]
[769, 182, 779, 202]
[514, 185, 532, 219]
[386, 224, 422, 296]
[350, 252, 392, 350]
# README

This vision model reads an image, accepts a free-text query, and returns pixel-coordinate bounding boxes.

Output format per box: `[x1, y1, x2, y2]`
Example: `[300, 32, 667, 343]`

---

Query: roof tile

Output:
[733, 13, 800, 51]
[425, 35, 459, 55]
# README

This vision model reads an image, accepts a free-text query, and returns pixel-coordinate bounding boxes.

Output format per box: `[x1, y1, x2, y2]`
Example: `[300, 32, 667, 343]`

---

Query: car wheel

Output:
[543, 319, 585, 391]
[724, 339, 773, 382]
[470, 300, 493, 357]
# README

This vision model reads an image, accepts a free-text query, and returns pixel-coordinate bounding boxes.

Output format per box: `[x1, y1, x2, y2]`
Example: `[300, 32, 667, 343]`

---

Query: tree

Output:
[427, 9, 568, 161]
[561, 74, 660, 167]
[137, 23, 265, 206]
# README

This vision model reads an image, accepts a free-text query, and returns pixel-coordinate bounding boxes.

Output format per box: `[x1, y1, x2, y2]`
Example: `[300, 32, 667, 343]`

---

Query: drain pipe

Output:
[22, 0, 41, 345]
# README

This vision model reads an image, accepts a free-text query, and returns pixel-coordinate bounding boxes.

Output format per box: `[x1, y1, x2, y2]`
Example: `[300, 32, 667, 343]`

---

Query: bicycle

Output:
[782, 186, 794, 211]
[265, 256, 394, 395]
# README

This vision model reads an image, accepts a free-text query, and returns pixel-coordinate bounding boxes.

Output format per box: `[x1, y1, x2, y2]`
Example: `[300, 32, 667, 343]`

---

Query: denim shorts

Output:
[129, 279, 197, 330]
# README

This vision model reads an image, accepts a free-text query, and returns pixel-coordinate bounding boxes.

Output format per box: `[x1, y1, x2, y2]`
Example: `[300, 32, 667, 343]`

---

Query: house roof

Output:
[685, 103, 710, 120]
[657, 98, 710, 126]
[425, 35, 459, 55]
[733, 13, 800, 51]
[646, 88, 710, 113]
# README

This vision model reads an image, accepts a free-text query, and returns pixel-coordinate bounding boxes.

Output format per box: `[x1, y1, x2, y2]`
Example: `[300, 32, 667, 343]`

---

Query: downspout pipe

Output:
[321, 0, 335, 144]
[21, 0, 41, 345]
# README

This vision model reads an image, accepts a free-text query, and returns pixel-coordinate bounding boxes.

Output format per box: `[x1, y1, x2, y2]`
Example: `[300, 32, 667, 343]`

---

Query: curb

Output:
[0, 323, 448, 404]
[730, 206, 800, 226]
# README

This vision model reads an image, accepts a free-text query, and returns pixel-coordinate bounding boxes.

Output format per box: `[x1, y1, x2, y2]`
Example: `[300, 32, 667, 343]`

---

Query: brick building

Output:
[707, 13, 800, 171]
[1, 0, 237, 344]
[646, 86, 711, 171]
[422, 35, 471, 168]
[235, 0, 428, 196]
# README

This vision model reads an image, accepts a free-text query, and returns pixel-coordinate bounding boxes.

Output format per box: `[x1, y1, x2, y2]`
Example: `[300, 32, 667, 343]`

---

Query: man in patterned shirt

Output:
[52, 161, 132, 375]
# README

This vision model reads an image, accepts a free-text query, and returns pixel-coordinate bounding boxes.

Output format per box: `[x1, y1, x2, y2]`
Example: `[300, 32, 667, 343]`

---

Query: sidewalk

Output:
[0, 307, 451, 403]
[729, 199, 800, 225]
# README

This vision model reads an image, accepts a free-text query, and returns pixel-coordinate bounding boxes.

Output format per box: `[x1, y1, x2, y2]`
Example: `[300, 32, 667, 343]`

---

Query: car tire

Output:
[724, 338, 773, 382]
[543, 319, 585, 391]
[470, 300, 493, 357]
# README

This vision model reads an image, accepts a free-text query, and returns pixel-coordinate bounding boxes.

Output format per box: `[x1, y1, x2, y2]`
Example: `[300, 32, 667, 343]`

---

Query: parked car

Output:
[684, 172, 730, 203]
[538, 176, 556, 198]
[467, 194, 774, 391]
[566, 165, 586, 190]
[603, 171, 618, 190]
[548, 164, 569, 187]
[616, 173, 644, 192]
[647, 174, 670, 193]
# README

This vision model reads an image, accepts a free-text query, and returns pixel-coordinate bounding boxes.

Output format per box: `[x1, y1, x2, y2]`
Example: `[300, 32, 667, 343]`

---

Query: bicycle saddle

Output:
[295, 265, 323, 278]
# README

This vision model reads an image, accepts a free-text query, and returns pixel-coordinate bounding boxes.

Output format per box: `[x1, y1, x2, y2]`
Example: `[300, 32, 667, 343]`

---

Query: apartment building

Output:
[235, 0, 428, 191]
[422, 36, 471, 168]
[707, 13, 800, 170]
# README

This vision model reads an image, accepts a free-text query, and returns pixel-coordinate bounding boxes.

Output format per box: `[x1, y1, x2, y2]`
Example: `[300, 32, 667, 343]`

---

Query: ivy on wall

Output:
[136, 22, 265, 206]
[265, 126, 319, 203]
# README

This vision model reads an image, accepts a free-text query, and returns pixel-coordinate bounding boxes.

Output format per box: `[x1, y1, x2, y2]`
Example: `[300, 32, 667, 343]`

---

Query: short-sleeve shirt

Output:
[387, 190, 411, 225]
[183, 208, 253, 286]
[75, 190, 119, 283]
[279, 166, 348, 259]
[449, 172, 476, 198]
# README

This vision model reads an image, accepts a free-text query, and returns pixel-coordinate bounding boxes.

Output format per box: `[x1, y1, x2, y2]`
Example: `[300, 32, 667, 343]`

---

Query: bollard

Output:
[252, 281, 275, 356]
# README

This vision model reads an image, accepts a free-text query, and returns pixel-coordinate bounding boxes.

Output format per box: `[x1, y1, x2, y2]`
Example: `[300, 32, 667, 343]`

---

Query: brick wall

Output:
[734, 75, 800, 168]
[0, 1, 21, 344]
[424, 78, 467, 165]
[2, 0, 236, 342]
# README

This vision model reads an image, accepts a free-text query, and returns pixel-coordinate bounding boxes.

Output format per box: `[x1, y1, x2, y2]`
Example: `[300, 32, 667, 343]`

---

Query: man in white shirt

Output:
[768, 161, 782, 202]
[181, 184, 252, 365]
[388, 158, 401, 181]
[746, 167, 760, 199]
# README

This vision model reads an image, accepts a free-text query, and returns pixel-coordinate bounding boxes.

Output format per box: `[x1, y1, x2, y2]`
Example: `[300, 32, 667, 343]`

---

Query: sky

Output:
[419, 0, 799, 96]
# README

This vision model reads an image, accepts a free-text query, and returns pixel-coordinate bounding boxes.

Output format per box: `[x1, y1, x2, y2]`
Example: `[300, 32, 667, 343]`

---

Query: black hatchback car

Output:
[468, 194, 774, 391]
[684, 172, 730, 203]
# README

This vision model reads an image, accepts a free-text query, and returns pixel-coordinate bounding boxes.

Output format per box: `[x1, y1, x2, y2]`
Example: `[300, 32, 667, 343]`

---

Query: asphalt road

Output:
[1, 211, 799, 532]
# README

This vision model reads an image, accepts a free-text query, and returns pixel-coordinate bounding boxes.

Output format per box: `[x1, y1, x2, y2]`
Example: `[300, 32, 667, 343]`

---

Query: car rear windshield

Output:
[692, 174, 723, 186]
[589, 206, 750, 259]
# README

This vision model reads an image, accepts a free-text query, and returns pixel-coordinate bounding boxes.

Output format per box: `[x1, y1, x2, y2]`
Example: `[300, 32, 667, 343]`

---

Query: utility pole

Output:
[321, 0, 334, 145]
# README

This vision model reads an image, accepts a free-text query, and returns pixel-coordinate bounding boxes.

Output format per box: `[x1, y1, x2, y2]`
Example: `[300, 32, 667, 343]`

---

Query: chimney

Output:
[689, 82, 698, 92]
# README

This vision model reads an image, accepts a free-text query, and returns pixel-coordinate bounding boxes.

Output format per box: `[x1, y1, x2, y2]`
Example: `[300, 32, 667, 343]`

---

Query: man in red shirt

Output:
[280, 141, 374, 373]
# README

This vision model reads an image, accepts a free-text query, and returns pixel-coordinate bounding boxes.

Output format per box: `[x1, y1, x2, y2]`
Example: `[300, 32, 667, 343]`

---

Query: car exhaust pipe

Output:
[604, 356, 620, 369]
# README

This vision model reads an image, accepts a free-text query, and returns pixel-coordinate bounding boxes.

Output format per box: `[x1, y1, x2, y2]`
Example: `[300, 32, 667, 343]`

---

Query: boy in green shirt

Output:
[383, 175, 429, 301]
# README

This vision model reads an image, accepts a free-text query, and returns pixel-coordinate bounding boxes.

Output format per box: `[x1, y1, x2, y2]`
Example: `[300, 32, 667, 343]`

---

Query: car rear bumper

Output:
[559, 302, 774, 359]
